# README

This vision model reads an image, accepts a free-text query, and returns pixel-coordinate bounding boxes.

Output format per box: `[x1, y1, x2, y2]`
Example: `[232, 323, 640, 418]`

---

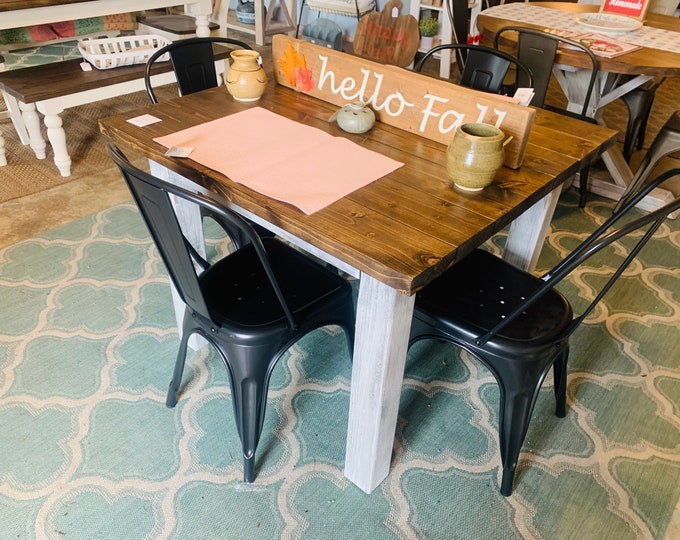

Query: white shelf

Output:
[410, 1, 454, 78]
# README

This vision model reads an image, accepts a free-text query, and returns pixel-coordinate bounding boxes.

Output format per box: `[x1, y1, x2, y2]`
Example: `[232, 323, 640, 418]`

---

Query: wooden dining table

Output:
[99, 79, 617, 494]
[477, 1, 680, 211]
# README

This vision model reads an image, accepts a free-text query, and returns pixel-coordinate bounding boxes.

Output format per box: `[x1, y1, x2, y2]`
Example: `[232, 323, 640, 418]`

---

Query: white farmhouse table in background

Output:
[478, 2, 680, 212]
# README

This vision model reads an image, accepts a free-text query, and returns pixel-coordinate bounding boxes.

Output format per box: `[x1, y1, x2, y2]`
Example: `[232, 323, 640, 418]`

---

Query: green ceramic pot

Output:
[446, 123, 505, 191]
[336, 102, 375, 134]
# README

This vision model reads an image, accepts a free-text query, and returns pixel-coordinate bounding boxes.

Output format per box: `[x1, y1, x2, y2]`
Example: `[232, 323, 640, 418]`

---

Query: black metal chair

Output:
[144, 36, 252, 104]
[144, 36, 270, 248]
[620, 78, 665, 163]
[415, 43, 533, 95]
[107, 144, 355, 483]
[408, 167, 680, 496]
[493, 26, 600, 208]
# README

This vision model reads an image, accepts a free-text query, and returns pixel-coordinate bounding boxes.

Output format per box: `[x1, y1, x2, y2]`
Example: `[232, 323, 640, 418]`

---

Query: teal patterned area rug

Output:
[1, 191, 679, 539]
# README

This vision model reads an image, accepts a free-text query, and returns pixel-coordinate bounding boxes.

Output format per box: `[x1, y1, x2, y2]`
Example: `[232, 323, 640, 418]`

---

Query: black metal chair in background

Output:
[620, 77, 665, 163]
[107, 144, 356, 483]
[143, 36, 252, 104]
[408, 167, 680, 496]
[143, 36, 271, 248]
[415, 43, 533, 95]
[493, 26, 600, 208]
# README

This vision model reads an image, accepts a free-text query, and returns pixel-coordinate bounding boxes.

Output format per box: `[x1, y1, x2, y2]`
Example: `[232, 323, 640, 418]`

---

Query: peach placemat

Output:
[153, 107, 403, 215]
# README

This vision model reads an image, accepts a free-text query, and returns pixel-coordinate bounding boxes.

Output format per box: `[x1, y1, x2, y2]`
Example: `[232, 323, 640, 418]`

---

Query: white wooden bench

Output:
[0, 0, 214, 168]
[0, 45, 230, 175]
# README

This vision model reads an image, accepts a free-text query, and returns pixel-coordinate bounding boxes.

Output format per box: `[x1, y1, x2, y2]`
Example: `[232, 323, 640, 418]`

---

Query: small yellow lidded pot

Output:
[447, 123, 505, 191]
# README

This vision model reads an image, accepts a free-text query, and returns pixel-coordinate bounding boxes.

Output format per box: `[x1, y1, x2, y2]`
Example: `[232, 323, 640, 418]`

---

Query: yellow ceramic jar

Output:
[226, 50, 267, 102]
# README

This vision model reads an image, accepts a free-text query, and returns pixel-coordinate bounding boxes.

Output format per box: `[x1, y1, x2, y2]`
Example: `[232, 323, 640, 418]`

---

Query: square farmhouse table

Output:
[99, 82, 617, 494]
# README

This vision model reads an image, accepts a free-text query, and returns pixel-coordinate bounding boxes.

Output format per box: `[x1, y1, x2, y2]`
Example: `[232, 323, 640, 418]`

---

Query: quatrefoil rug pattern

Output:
[1, 194, 679, 539]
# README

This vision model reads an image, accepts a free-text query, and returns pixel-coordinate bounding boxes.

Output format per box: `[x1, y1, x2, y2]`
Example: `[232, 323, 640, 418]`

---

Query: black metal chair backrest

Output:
[493, 26, 599, 116]
[106, 144, 298, 330]
[144, 36, 252, 104]
[446, 0, 472, 59]
[415, 43, 533, 95]
[476, 167, 680, 346]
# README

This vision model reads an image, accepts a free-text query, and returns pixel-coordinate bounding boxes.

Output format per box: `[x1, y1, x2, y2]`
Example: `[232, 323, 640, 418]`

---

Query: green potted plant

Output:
[419, 16, 438, 50]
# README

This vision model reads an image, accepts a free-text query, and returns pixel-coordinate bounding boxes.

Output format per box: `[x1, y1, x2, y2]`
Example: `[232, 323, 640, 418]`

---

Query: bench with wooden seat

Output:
[0, 46, 230, 176]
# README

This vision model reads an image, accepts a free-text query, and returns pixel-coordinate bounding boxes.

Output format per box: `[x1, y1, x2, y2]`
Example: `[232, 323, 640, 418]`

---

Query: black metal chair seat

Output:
[414, 249, 573, 346]
[200, 238, 352, 328]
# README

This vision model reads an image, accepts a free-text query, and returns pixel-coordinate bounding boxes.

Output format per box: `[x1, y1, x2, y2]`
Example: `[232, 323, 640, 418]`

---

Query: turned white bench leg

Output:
[43, 112, 71, 177]
[19, 101, 47, 159]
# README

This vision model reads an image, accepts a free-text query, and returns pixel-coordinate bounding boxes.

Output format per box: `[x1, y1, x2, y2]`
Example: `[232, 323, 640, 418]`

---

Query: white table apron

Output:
[148, 159, 563, 494]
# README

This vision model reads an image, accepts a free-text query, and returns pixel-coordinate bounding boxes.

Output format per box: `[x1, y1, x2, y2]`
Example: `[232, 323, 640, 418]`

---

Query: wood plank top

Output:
[477, 2, 680, 77]
[99, 81, 617, 294]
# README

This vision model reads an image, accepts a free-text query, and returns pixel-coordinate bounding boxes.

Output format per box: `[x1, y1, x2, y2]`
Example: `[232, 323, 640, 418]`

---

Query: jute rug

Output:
[0, 86, 181, 204]
[1, 190, 679, 539]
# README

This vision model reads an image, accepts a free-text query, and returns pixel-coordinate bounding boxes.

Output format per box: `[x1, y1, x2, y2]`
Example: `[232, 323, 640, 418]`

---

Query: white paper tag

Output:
[80, 61, 92, 72]
[392, 6, 399, 17]
[513, 88, 535, 106]
[127, 114, 162, 127]
[164, 146, 194, 158]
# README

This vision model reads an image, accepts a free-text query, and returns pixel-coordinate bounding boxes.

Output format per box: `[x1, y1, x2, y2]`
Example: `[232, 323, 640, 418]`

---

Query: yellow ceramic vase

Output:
[226, 50, 267, 102]
[447, 123, 505, 191]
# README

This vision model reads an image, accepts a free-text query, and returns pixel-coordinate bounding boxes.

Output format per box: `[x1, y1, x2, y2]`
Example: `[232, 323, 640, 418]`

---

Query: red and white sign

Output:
[600, 0, 650, 20]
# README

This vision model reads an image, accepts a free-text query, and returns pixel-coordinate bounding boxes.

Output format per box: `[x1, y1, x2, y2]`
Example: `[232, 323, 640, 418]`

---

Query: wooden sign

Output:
[600, 0, 650, 20]
[273, 35, 535, 169]
[353, 0, 420, 68]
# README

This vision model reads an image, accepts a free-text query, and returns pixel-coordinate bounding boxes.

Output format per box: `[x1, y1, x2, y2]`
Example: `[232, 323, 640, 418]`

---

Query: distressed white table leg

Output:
[42, 112, 71, 176]
[19, 101, 47, 159]
[0, 132, 6, 166]
[503, 188, 561, 273]
[149, 161, 209, 351]
[344, 274, 415, 494]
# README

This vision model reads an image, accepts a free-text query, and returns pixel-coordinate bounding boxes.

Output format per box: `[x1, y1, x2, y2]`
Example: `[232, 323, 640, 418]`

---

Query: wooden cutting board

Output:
[353, 0, 420, 67]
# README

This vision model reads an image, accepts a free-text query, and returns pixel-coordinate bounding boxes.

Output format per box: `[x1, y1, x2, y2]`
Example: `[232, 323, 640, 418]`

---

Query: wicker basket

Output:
[78, 34, 171, 70]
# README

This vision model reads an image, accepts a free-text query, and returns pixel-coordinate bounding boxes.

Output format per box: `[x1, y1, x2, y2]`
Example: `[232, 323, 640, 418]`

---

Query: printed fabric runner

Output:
[154, 107, 403, 215]
[482, 4, 680, 53]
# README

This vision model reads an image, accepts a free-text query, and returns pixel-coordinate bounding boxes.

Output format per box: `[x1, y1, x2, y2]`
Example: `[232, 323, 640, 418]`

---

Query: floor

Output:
[0, 167, 131, 248]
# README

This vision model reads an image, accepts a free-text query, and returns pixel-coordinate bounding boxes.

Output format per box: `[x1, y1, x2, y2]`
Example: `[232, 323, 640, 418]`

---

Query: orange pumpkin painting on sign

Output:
[278, 44, 314, 93]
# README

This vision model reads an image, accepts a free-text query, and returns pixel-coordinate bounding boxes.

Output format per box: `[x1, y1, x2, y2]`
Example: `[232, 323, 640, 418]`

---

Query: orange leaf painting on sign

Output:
[278, 43, 314, 93]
